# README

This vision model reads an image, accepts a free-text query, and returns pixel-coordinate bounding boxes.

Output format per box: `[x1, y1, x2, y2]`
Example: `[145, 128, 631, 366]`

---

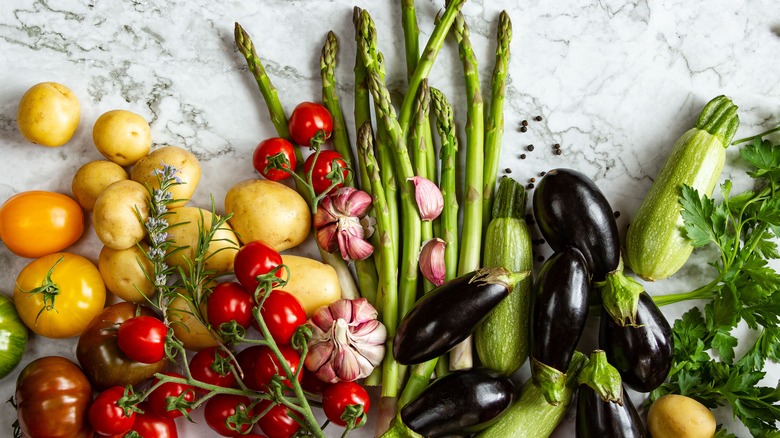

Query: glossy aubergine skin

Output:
[532, 247, 591, 372]
[600, 292, 674, 392]
[393, 270, 510, 365]
[401, 368, 516, 437]
[532, 168, 620, 281]
[576, 385, 647, 438]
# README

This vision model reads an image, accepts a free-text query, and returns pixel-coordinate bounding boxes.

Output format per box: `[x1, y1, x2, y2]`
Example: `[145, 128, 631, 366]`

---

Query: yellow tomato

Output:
[0, 191, 85, 258]
[14, 253, 106, 338]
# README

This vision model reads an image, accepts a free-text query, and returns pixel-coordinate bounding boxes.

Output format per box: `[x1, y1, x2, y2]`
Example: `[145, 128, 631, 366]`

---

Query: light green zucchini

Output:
[475, 177, 533, 375]
[626, 96, 738, 281]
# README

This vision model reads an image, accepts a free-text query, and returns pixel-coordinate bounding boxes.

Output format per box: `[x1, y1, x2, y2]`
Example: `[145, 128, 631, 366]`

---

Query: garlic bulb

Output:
[313, 187, 374, 261]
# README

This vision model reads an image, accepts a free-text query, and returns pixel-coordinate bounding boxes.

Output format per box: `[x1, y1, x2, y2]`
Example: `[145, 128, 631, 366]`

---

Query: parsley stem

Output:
[732, 124, 780, 145]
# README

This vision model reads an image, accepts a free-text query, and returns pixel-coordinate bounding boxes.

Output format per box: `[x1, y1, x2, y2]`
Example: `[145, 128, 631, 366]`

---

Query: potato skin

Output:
[93, 110, 152, 166]
[225, 179, 311, 252]
[648, 394, 716, 438]
[71, 160, 129, 210]
[93, 179, 150, 250]
[17, 82, 80, 147]
[281, 255, 341, 316]
[168, 294, 221, 351]
[131, 146, 201, 208]
[98, 244, 155, 303]
[165, 207, 239, 275]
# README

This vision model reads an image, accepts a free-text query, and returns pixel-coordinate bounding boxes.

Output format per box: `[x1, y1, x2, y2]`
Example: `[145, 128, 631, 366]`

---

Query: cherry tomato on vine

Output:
[253, 345, 304, 390]
[190, 346, 237, 392]
[204, 394, 254, 437]
[304, 150, 348, 195]
[89, 385, 136, 436]
[253, 138, 297, 181]
[117, 315, 167, 364]
[322, 381, 371, 427]
[287, 102, 332, 146]
[233, 241, 284, 294]
[122, 403, 178, 438]
[208, 282, 255, 330]
[257, 400, 301, 438]
[254, 290, 305, 345]
[146, 372, 195, 419]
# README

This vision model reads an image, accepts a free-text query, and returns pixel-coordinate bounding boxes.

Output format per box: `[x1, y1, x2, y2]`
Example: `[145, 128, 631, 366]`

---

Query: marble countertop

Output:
[1, 0, 779, 437]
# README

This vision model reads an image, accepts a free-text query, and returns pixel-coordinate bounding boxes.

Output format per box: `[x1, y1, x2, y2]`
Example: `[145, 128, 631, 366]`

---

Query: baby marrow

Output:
[626, 95, 739, 281]
[475, 177, 533, 375]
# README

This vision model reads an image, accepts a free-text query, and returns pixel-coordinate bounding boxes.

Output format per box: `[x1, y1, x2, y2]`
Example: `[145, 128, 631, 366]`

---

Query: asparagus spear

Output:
[410, 79, 436, 293]
[482, 11, 513, 242]
[450, 12, 484, 371]
[353, 7, 372, 194]
[400, 0, 420, 79]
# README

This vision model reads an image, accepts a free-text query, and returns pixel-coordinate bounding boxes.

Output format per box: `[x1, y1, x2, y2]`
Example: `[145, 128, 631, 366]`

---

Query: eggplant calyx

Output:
[531, 357, 567, 406]
[577, 350, 623, 405]
[470, 266, 530, 293]
[380, 414, 423, 438]
[596, 259, 643, 326]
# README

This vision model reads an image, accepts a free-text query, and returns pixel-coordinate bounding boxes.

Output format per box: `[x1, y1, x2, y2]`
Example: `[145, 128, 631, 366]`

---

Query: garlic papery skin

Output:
[408, 176, 444, 221]
[337, 217, 374, 261]
[313, 188, 375, 261]
[419, 238, 447, 286]
[304, 298, 386, 383]
[331, 187, 372, 218]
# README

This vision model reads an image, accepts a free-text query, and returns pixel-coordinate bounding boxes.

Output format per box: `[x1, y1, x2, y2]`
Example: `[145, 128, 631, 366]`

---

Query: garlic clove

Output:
[408, 176, 444, 221]
[337, 220, 374, 261]
[316, 223, 340, 253]
[314, 196, 339, 229]
[419, 238, 447, 286]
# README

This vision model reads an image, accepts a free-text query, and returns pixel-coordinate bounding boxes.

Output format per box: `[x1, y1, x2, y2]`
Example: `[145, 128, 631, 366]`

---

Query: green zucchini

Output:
[626, 96, 739, 281]
[475, 177, 533, 375]
[476, 351, 587, 438]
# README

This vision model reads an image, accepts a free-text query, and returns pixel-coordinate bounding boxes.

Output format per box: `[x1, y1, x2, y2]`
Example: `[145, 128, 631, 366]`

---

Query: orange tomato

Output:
[0, 191, 84, 258]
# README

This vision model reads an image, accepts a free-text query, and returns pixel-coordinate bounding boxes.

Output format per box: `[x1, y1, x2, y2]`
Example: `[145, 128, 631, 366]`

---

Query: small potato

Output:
[168, 294, 221, 351]
[93, 179, 150, 250]
[131, 146, 201, 208]
[93, 110, 152, 166]
[71, 160, 129, 210]
[280, 255, 341, 316]
[225, 179, 311, 252]
[648, 394, 716, 438]
[166, 207, 239, 275]
[98, 244, 155, 303]
[17, 82, 80, 147]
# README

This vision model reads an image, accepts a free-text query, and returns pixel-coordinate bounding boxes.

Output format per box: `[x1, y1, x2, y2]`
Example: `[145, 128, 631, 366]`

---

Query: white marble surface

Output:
[1, 0, 779, 437]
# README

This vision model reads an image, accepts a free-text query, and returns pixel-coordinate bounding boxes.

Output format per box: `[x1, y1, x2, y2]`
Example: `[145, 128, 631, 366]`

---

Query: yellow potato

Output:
[168, 294, 221, 351]
[93, 110, 152, 166]
[17, 82, 80, 147]
[225, 179, 311, 252]
[648, 394, 716, 438]
[71, 160, 129, 210]
[93, 179, 150, 250]
[280, 255, 341, 316]
[166, 207, 239, 275]
[98, 244, 155, 303]
[131, 146, 201, 208]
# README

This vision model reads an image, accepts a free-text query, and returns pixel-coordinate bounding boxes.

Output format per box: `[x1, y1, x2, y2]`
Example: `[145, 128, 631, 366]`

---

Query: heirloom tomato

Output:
[0, 295, 28, 379]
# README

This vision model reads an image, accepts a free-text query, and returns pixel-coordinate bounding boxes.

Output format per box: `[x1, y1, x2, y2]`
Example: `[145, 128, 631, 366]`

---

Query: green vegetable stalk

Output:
[410, 79, 436, 293]
[400, 0, 420, 80]
[450, 11, 485, 371]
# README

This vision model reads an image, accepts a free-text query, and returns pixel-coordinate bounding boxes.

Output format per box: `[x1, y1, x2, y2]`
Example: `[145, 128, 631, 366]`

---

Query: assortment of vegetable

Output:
[1, 1, 780, 438]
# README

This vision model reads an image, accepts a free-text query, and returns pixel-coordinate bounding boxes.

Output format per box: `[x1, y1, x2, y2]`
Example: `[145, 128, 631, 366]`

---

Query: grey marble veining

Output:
[1, 0, 779, 436]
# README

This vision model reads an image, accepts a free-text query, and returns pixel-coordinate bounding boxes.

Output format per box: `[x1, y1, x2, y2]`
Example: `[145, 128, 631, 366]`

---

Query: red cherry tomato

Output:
[208, 282, 255, 330]
[146, 372, 195, 419]
[123, 403, 178, 438]
[117, 315, 167, 364]
[204, 394, 254, 437]
[287, 102, 333, 146]
[254, 345, 303, 390]
[322, 381, 371, 427]
[257, 400, 301, 438]
[233, 241, 284, 294]
[254, 290, 306, 344]
[190, 346, 237, 392]
[303, 150, 348, 195]
[253, 138, 297, 181]
[300, 369, 331, 395]
[88, 386, 136, 436]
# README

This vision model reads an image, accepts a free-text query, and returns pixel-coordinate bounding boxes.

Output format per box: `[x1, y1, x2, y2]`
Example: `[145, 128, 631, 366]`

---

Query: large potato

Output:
[98, 244, 155, 303]
[131, 146, 201, 208]
[280, 255, 341, 316]
[166, 207, 239, 275]
[648, 394, 716, 438]
[71, 160, 129, 210]
[93, 110, 152, 166]
[168, 294, 221, 351]
[93, 179, 150, 250]
[17, 82, 80, 147]
[225, 179, 310, 251]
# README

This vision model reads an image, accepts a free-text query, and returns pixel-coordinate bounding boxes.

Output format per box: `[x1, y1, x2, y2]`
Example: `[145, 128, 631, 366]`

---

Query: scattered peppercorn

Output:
[539, 238, 545, 245]
[520, 126, 528, 133]
[520, 154, 526, 159]
[555, 149, 562, 155]
[525, 214, 535, 225]
[521, 120, 528, 127]
[534, 115, 543, 121]
[527, 144, 535, 151]
[505, 168, 512, 174]
[554, 143, 561, 149]
[614, 211, 621, 218]
[536, 255, 545, 262]
[529, 177, 536, 183]
[527, 183, 535, 189]
[540, 171, 546, 176]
